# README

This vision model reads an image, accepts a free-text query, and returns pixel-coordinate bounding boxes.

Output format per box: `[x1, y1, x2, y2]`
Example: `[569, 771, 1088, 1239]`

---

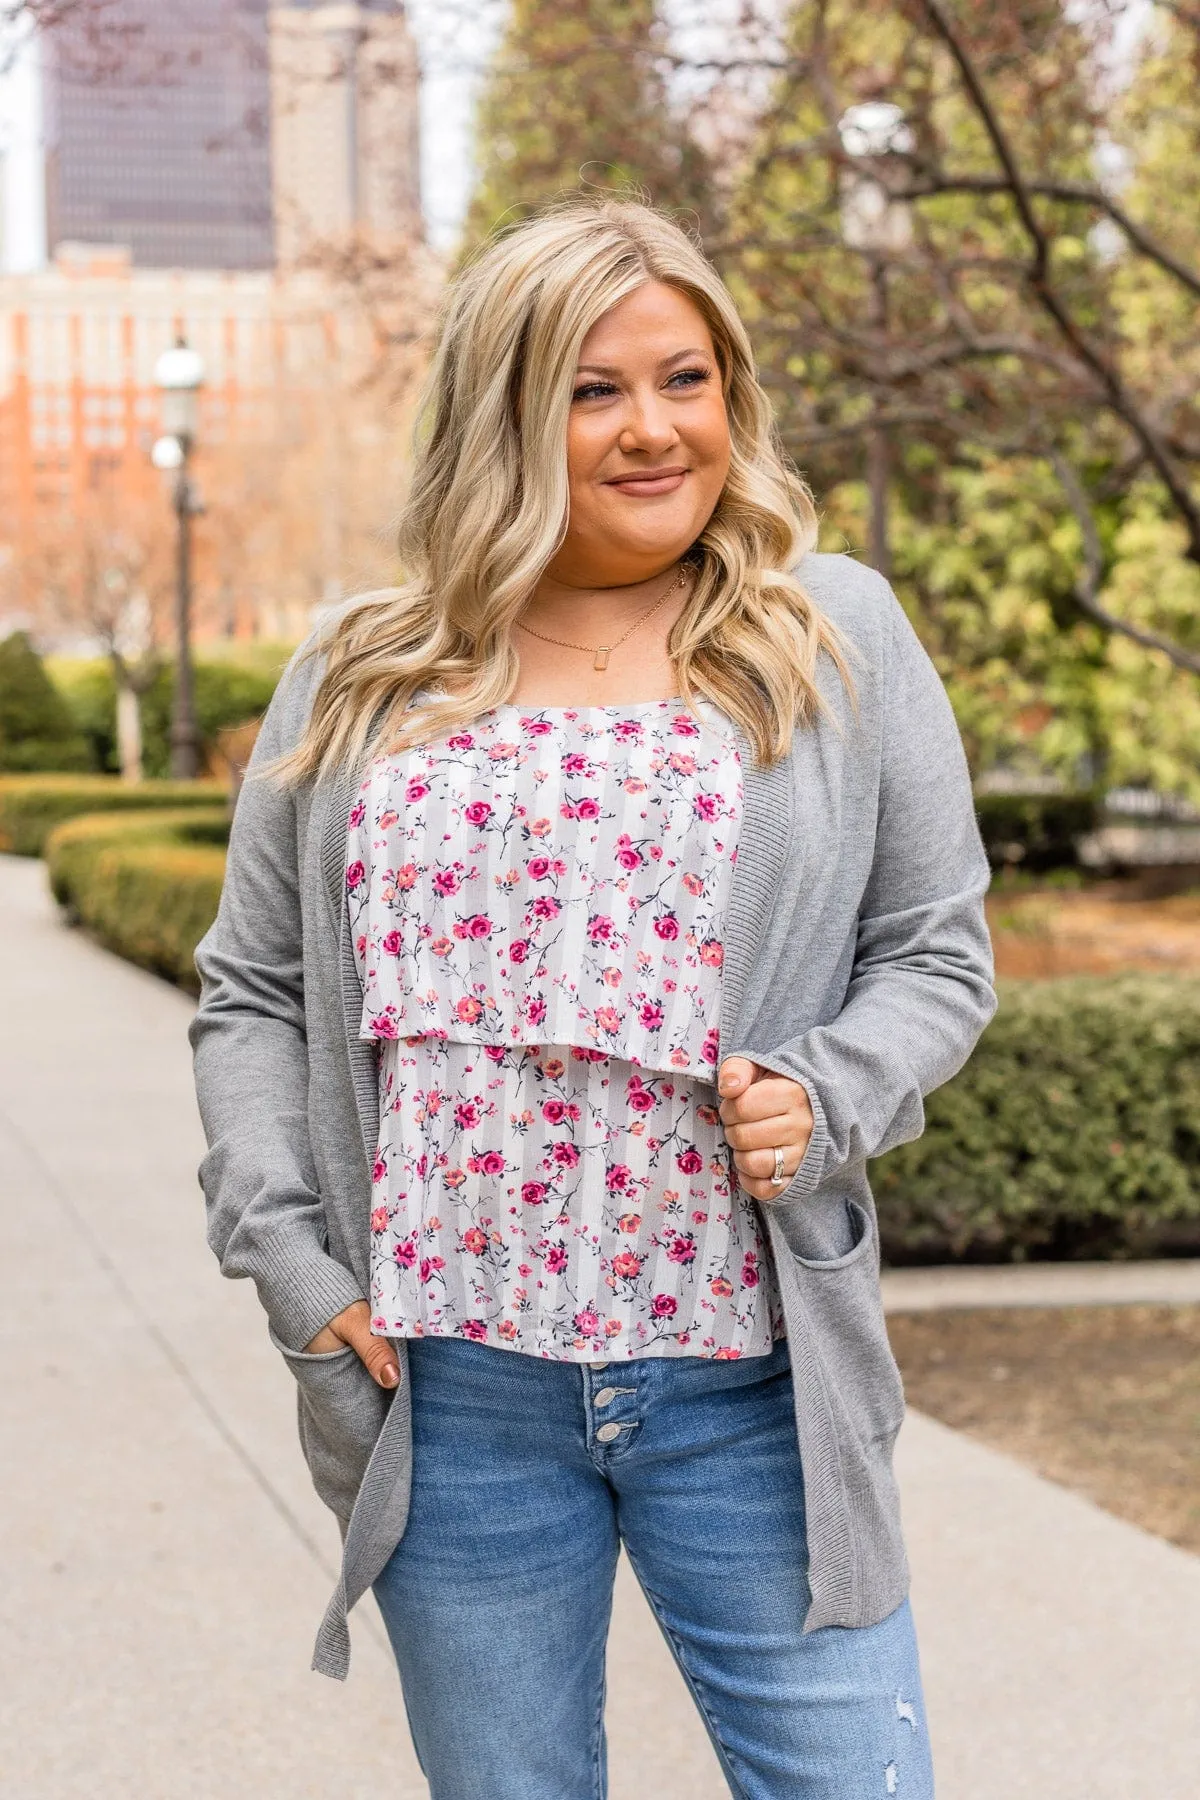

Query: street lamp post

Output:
[152, 338, 206, 780]
[838, 104, 913, 584]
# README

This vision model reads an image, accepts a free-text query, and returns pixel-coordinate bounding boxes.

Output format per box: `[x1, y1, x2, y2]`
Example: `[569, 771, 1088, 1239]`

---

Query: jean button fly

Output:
[595, 1422, 622, 1444]
[594, 1387, 616, 1408]
[588, 1360, 609, 1370]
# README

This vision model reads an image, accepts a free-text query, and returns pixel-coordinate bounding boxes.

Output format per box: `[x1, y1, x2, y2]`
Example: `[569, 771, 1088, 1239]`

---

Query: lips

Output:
[605, 466, 689, 495]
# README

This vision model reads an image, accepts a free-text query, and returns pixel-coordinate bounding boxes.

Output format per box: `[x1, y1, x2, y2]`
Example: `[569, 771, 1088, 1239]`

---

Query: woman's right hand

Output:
[304, 1299, 401, 1388]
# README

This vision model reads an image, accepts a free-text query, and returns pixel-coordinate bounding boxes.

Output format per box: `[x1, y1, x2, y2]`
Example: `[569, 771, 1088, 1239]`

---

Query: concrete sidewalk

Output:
[1, 851, 1197, 1798]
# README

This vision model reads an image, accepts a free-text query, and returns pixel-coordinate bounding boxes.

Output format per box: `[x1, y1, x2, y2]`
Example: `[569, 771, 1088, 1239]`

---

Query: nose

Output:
[617, 385, 679, 456]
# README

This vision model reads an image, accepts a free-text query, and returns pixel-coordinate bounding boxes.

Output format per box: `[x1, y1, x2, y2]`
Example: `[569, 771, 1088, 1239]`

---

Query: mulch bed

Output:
[888, 1304, 1200, 1555]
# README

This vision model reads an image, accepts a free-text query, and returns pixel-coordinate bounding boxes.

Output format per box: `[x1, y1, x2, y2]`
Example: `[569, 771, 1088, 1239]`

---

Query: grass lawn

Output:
[888, 1305, 1200, 1555]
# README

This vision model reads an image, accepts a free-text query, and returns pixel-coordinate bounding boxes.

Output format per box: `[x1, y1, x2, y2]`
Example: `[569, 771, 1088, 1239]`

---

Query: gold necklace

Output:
[515, 563, 688, 673]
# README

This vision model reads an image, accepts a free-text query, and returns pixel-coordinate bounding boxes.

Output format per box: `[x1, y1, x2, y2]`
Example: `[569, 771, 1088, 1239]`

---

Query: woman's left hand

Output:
[717, 1057, 814, 1201]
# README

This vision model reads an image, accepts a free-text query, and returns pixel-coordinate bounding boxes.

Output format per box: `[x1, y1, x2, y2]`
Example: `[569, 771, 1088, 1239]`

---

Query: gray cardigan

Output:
[189, 552, 997, 1681]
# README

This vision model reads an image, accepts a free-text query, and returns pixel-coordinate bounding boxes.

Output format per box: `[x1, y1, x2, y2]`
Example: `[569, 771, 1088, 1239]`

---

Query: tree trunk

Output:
[116, 681, 143, 784]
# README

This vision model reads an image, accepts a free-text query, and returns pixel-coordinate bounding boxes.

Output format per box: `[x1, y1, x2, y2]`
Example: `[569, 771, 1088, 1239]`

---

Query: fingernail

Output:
[381, 1366, 399, 1387]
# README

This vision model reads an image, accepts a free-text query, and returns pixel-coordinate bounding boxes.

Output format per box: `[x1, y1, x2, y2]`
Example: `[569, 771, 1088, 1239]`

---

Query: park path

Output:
[1, 850, 1197, 1800]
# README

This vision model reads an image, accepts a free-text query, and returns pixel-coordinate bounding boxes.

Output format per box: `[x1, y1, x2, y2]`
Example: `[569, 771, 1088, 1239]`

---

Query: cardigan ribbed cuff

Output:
[254, 1236, 367, 1352]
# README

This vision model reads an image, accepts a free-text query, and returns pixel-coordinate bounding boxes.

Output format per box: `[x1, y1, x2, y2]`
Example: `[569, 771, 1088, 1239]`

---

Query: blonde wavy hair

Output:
[273, 196, 856, 785]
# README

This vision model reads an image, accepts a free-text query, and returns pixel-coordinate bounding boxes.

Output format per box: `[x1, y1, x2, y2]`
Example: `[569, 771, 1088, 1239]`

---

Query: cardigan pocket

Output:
[768, 1197, 906, 1449]
[269, 1328, 391, 1527]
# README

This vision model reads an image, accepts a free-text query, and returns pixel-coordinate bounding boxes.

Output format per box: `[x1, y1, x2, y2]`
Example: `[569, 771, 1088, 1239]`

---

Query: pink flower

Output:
[369, 1013, 398, 1040]
[370, 1205, 389, 1233]
[671, 714, 700, 737]
[710, 1275, 734, 1298]
[430, 936, 454, 958]
[639, 1001, 664, 1029]
[381, 929, 402, 956]
[616, 846, 642, 871]
[509, 938, 530, 963]
[741, 1255, 760, 1289]
[456, 995, 484, 1024]
[700, 1029, 720, 1066]
[612, 1251, 642, 1280]
[542, 1098, 567, 1123]
[575, 796, 600, 820]
[676, 1147, 704, 1175]
[545, 1244, 568, 1273]
[348, 799, 366, 827]
[497, 1318, 518, 1340]
[462, 1227, 488, 1255]
[694, 793, 718, 821]
[682, 872, 703, 896]
[522, 716, 553, 735]
[552, 1142, 580, 1168]
[605, 1317, 623, 1338]
[483, 1043, 507, 1063]
[653, 913, 680, 941]
[666, 1233, 696, 1265]
[433, 869, 461, 896]
[574, 1308, 601, 1335]
[525, 996, 548, 1026]
[562, 752, 589, 773]
[521, 1180, 549, 1206]
[447, 733, 475, 750]
[465, 913, 493, 938]
[713, 1346, 743, 1360]
[371, 1157, 387, 1184]
[651, 1293, 678, 1318]
[531, 895, 560, 919]
[454, 1098, 480, 1129]
[477, 1150, 506, 1175]
[527, 855, 552, 880]
[461, 1318, 488, 1341]
[396, 863, 419, 890]
[464, 800, 492, 825]
[587, 914, 614, 942]
[699, 939, 724, 968]
[617, 1212, 641, 1234]
[405, 779, 429, 803]
[393, 1237, 417, 1269]
[345, 860, 365, 890]
[595, 1005, 621, 1033]
[605, 1163, 631, 1192]
[627, 1085, 656, 1114]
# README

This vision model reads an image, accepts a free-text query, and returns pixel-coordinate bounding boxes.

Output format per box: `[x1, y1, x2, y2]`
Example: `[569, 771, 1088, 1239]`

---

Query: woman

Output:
[190, 198, 996, 1799]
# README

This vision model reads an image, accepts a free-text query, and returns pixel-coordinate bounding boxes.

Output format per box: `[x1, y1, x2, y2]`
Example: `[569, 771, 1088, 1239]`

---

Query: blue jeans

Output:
[372, 1336, 934, 1800]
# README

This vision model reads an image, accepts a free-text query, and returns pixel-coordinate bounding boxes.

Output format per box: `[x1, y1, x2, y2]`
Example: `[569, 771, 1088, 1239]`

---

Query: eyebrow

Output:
[575, 348, 710, 377]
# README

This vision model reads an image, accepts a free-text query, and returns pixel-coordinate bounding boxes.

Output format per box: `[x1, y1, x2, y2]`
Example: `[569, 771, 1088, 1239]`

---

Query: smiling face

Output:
[542, 281, 732, 589]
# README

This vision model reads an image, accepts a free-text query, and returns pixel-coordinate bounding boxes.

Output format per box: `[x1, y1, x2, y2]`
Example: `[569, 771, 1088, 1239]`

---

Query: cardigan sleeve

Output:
[758, 582, 998, 1195]
[187, 646, 366, 1351]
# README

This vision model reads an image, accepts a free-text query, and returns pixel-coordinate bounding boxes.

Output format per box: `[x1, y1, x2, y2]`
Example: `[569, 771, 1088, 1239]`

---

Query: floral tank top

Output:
[345, 693, 783, 1362]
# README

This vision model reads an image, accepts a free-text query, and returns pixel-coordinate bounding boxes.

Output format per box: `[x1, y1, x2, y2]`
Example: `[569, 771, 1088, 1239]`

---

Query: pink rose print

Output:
[576, 796, 600, 820]
[587, 914, 614, 943]
[433, 869, 461, 896]
[456, 996, 484, 1024]
[393, 1236, 418, 1269]
[699, 1028, 720, 1066]
[396, 863, 419, 889]
[464, 799, 492, 824]
[605, 1163, 632, 1192]
[509, 938, 530, 963]
[699, 939, 723, 967]
[462, 1227, 488, 1255]
[710, 1275, 734, 1298]
[530, 895, 561, 919]
[382, 929, 402, 956]
[454, 1098, 481, 1129]
[651, 1293, 678, 1318]
[476, 1150, 506, 1175]
[676, 1147, 704, 1175]
[522, 716, 553, 736]
[406, 778, 429, 803]
[682, 872, 703, 896]
[447, 732, 475, 750]
[552, 1142, 580, 1168]
[595, 1006, 621, 1034]
[612, 1251, 642, 1280]
[617, 1213, 641, 1234]
[653, 913, 680, 941]
[497, 1318, 518, 1339]
[741, 1254, 760, 1289]
[671, 714, 700, 737]
[420, 1255, 446, 1283]
[574, 1307, 601, 1335]
[694, 792, 718, 821]
[371, 1157, 387, 1183]
[542, 1098, 567, 1124]
[525, 996, 548, 1026]
[627, 1082, 656, 1114]
[613, 718, 644, 742]
[521, 1180, 549, 1205]
[466, 913, 493, 938]
[666, 1233, 696, 1265]
[348, 799, 366, 827]
[605, 1318, 623, 1338]
[369, 1012, 399, 1039]
[562, 752, 589, 773]
[483, 1043, 507, 1063]
[461, 1318, 489, 1341]
[527, 855, 552, 880]
[345, 860, 365, 890]
[615, 833, 643, 870]
[545, 1244, 568, 1273]
[370, 1205, 389, 1233]
[639, 1001, 665, 1029]
[713, 1346, 743, 1360]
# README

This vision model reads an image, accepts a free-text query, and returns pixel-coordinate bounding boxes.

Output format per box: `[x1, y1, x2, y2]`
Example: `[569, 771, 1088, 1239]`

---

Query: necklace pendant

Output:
[593, 645, 611, 672]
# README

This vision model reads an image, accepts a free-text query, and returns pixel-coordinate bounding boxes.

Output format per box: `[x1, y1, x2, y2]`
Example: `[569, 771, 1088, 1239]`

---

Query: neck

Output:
[523, 562, 682, 636]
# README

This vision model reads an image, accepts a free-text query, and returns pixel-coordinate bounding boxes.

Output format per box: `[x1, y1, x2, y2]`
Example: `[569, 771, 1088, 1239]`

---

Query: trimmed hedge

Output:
[0, 631, 90, 772]
[45, 808, 228, 994]
[51, 656, 281, 777]
[872, 974, 1200, 1262]
[0, 775, 228, 857]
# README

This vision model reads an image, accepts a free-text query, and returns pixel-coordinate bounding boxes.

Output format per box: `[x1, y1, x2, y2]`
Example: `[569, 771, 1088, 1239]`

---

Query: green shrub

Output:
[45, 808, 228, 994]
[51, 656, 281, 776]
[0, 774, 227, 857]
[872, 974, 1200, 1262]
[974, 791, 1101, 872]
[0, 632, 91, 772]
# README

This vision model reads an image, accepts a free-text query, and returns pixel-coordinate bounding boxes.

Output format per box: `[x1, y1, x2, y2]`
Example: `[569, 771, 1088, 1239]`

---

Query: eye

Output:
[572, 379, 618, 402]
[666, 367, 711, 390]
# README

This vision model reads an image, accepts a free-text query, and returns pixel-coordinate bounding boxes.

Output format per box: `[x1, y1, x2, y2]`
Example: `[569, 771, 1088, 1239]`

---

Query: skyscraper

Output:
[42, 0, 275, 270]
[269, 1, 421, 266]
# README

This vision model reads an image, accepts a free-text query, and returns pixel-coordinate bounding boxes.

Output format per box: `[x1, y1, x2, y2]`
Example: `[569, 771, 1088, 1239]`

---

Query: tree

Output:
[466, 0, 713, 242]
[0, 631, 90, 772]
